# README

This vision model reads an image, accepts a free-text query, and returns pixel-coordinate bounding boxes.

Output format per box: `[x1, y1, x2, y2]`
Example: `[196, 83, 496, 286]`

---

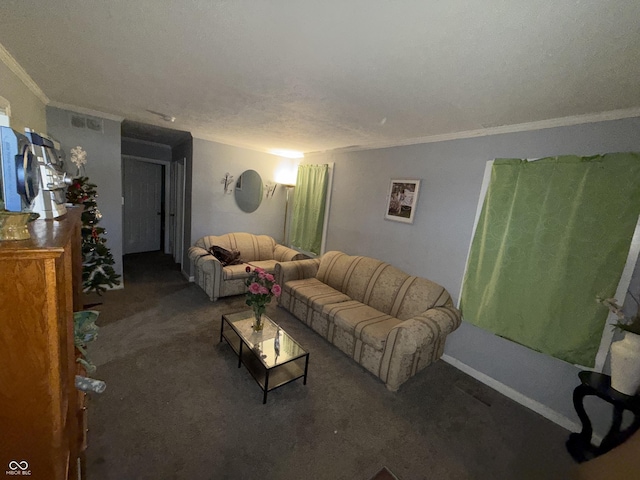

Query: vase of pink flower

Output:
[245, 266, 282, 331]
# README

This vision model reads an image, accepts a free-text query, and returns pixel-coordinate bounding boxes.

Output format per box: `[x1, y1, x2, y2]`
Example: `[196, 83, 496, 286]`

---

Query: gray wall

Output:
[46, 106, 124, 282]
[190, 138, 289, 263]
[306, 116, 640, 436]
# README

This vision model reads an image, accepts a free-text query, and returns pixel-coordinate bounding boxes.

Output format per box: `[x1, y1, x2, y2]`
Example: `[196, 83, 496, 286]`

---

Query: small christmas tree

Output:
[66, 176, 121, 295]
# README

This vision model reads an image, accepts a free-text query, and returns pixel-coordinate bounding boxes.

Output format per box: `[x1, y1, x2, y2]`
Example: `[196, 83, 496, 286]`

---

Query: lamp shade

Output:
[274, 164, 298, 186]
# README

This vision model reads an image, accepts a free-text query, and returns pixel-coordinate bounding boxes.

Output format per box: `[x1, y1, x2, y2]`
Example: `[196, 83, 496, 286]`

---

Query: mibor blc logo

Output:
[5, 461, 31, 476]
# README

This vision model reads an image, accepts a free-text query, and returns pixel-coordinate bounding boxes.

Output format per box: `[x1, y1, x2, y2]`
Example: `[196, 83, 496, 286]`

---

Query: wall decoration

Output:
[264, 182, 277, 198]
[221, 172, 234, 194]
[384, 179, 421, 224]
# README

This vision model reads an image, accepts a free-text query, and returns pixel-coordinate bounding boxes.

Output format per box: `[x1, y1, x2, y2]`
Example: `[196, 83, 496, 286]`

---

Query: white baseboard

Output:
[441, 354, 593, 439]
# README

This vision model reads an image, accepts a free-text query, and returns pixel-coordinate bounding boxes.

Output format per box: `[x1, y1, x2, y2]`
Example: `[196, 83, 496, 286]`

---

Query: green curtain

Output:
[290, 164, 329, 255]
[460, 153, 640, 366]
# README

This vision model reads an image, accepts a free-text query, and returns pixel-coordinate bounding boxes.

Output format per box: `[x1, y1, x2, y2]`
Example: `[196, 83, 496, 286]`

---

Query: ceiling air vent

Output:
[70, 114, 85, 128]
[70, 114, 104, 133]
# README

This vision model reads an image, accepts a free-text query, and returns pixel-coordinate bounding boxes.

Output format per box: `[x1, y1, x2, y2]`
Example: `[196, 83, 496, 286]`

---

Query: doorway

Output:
[120, 120, 192, 274]
[123, 158, 164, 254]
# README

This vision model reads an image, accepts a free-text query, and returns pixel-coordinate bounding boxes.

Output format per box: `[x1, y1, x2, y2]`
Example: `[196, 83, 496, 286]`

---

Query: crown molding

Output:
[0, 43, 49, 105]
[48, 101, 124, 122]
[313, 107, 640, 155]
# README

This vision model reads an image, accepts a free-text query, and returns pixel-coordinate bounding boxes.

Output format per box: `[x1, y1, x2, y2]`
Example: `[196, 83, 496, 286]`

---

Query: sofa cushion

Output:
[395, 278, 453, 320]
[284, 277, 350, 310]
[229, 233, 275, 261]
[324, 300, 402, 350]
[315, 251, 356, 292]
[368, 266, 417, 317]
[317, 251, 413, 316]
[222, 263, 253, 281]
[342, 257, 389, 303]
[247, 259, 278, 273]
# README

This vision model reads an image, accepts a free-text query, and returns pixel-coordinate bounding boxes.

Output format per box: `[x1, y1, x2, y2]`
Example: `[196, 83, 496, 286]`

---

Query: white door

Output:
[123, 159, 163, 254]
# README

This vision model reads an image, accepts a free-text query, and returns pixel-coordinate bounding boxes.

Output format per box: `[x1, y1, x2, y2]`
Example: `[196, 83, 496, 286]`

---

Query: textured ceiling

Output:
[1, 1, 639, 153]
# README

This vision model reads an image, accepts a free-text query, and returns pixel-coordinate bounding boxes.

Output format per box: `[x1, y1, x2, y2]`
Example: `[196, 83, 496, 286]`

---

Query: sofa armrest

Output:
[187, 246, 225, 301]
[196, 255, 224, 274]
[273, 244, 309, 262]
[188, 245, 211, 260]
[188, 246, 224, 276]
[410, 305, 462, 347]
[275, 258, 321, 286]
[380, 305, 462, 391]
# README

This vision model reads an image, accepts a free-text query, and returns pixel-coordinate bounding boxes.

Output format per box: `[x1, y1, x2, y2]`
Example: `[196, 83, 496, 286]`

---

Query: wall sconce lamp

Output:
[265, 182, 277, 198]
[221, 172, 234, 194]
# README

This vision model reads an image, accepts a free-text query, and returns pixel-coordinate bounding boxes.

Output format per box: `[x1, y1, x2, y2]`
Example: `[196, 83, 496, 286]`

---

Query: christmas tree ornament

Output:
[70, 146, 88, 176]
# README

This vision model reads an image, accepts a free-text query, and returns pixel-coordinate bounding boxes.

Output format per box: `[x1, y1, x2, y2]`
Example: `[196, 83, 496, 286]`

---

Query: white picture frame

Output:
[384, 179, 421, 224]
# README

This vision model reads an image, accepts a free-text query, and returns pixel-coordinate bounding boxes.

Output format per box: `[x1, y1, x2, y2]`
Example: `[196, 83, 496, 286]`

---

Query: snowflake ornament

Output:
[70, 146, 88, 169]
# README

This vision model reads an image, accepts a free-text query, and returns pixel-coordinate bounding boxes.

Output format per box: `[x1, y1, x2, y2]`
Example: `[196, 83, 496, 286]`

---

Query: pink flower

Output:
[259, 286, 269, 295]
[265, 273, 275, 282]
[249, 282, 262, 294]
[271, 284, 281, 297]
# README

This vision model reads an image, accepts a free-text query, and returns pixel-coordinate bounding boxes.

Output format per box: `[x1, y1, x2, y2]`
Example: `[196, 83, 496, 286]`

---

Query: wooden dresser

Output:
[0, 207, 85, 480]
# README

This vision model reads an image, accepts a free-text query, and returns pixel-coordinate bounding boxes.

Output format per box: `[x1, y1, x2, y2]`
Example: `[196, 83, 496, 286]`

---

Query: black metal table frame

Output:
[220, 314, 309, 404]
[566, 371, 640, 463]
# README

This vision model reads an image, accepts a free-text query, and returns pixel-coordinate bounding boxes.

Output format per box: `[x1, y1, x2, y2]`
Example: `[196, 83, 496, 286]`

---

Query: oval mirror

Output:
[234, 169, 263, 213]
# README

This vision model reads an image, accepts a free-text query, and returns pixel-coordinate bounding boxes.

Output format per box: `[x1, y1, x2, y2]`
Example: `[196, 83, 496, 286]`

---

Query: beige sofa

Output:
[275, 250, 461, 391]
[188, 232, 307, 301]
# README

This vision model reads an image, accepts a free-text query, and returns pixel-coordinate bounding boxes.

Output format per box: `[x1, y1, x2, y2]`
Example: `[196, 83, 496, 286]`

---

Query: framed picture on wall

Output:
[384, 179, 421, 224]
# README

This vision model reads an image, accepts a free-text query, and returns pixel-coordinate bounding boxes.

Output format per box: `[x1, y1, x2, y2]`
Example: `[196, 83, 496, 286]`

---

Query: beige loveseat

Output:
[188, 232, 307, 301]
[275, 251, 461, 391]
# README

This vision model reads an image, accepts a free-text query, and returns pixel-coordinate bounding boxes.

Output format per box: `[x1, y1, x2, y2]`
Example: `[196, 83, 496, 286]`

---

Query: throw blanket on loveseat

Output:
[188, 232, 307, 301]
[275, 251, 461, 391]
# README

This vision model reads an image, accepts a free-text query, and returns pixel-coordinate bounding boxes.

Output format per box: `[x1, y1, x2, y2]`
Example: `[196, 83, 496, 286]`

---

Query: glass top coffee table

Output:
[220, 311, 309, 404]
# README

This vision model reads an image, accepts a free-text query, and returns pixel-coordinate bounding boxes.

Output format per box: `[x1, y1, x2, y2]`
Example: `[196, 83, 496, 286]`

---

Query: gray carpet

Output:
[84, 252, 575, 480]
